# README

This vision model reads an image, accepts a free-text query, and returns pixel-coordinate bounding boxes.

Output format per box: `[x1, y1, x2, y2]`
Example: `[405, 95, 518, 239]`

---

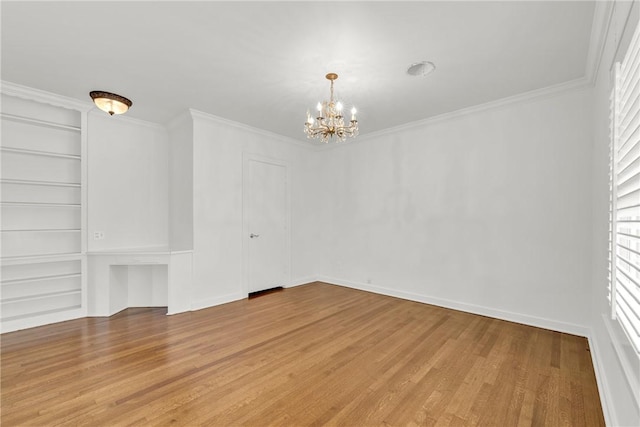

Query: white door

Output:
[245, 157, 288, 293]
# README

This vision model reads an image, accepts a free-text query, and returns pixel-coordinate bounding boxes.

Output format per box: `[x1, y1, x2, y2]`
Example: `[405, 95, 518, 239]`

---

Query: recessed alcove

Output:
[110, 264, 168, 311]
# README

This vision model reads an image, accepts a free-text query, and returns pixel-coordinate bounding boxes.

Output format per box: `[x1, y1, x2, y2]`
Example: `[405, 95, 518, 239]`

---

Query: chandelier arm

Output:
[317, 123, 330, 132]
[310, 124, 330, 136]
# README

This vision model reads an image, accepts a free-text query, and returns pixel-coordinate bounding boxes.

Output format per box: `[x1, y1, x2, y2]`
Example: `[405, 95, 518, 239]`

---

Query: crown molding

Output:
[87, 109, 166, 132]
[317, 1, 615, 151]
[2, 80, 165, 131]
[188, 109, 319, 151]
[324, 76, 591, 149]
[1, 80, 92, 112]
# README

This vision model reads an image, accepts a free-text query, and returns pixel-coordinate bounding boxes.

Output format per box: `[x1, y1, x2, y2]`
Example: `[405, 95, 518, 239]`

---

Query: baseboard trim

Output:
[1, 307, 86, 334]
[587, 332, 616, 427]
[188, 278, 318, 311]
[286, 277, 319, 288]
[190, 292, 244, 312]
[317, 276, 589, 337]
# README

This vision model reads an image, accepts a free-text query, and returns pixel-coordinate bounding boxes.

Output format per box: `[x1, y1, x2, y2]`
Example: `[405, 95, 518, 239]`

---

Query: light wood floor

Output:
[1, 282, 604, 426]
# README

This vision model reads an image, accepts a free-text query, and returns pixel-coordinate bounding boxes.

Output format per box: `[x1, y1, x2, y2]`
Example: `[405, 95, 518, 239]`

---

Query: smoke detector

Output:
[407, 61, 436, 77]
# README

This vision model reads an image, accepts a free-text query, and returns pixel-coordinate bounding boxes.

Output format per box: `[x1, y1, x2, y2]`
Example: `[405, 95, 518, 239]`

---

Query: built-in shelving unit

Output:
[1, 91, 88, 332]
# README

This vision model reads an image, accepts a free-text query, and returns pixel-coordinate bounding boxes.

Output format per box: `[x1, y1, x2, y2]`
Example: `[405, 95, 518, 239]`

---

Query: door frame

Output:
[242, 152, 291, 296]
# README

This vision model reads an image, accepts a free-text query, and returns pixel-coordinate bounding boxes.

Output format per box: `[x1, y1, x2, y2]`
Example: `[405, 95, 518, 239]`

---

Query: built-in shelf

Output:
[1, 94, 85, 332]
[1, 289, 81, 304]
[1, 252, 83, 266]
[1, 146, 81, 160]
[1, 305, 82, 323]
[1, 229, 81, 233]
[0, 178, 81, 188]
[0, 112, 81, 132]
[1, 201, 81, 208]
[1, 273, 81, 286]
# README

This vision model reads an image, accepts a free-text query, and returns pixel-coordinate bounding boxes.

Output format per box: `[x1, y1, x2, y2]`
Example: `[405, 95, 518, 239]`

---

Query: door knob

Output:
[250, 233, 260, 238]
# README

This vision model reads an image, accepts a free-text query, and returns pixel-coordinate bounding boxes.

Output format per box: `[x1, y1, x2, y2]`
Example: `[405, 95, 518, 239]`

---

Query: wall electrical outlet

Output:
[93, 231, 105, 240]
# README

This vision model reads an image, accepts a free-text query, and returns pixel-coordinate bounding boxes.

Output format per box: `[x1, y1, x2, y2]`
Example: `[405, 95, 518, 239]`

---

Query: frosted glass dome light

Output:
[90, 91, 133, 116]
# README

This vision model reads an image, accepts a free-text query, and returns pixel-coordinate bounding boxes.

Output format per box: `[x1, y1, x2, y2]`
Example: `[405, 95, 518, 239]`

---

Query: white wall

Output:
[317, 86, 594, 336]
[189, 112, 321, 309]
[590, 1, 640, 426]
[167, 112, 194, 251]
[87, 112, 169, 251]
[86, 108, 322, 313]
[292, 145, 327, 282]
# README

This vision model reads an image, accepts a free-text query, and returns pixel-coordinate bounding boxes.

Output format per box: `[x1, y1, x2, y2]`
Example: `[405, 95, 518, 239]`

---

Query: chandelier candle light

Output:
[304, 73, 358, 143]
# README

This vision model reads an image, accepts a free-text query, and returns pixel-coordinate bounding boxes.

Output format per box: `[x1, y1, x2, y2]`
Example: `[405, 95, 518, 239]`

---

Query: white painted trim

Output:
[80, 111, 89, 256]
[317, 276, 590, 337]
[0, 74, 597, 154]
[1, 80, 166, 134]
[286, 277, 318, 288]
[302, 1, 614, 148]
[586, 0, 615, 84]
[363, 77, 591, 139]
[0, 112, 81, 132]
[189, 108, 317, 151]
[165, 250, 194, 255]
[87, 109, 166, 132]
[588, 331, 617, 427]
[1, 81, 165, 131]
[0, 307, 86, 334]
[80, 109, 89, 320]
[602, 314, 640, 410]
[316, 77, 591, 150]
[242, 153, 292, 296]
[86, 245, 172, 254]
[608, 0, 640, 75]
[1, 81, 92, 112]
[86, 249, 193, 256]
[1, 254, 84, 266]
[190, 292, 244, 312]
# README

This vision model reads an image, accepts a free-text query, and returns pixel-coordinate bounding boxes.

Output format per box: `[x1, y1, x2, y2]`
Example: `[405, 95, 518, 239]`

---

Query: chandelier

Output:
[89, 91, 132, 116]
[304, 73, 358, 143]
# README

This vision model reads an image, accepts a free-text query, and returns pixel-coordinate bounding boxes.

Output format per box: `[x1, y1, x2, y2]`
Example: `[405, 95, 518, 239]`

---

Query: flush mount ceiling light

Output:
[407, 61, 436, 77]
[304, 73, 358, 143]
[89, 91, 132, 116]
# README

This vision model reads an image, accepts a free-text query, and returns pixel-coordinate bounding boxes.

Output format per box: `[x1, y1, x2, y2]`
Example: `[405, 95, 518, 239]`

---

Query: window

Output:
[609, 18, 640, 355]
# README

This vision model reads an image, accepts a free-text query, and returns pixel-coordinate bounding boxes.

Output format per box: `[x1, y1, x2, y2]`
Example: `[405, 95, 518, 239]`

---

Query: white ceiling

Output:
[1, 1, 596, 141]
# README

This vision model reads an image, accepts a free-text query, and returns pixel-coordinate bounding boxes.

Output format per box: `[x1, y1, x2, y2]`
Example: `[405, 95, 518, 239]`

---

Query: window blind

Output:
[610, 18, 640, 355]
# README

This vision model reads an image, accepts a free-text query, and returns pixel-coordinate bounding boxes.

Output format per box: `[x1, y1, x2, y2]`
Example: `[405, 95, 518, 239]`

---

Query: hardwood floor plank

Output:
[1, 282, 605, 426]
